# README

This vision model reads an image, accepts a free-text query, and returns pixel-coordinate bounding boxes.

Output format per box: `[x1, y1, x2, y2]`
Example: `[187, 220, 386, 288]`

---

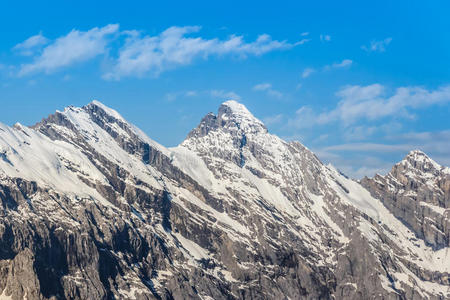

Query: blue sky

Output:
[1, 1, 449, 178]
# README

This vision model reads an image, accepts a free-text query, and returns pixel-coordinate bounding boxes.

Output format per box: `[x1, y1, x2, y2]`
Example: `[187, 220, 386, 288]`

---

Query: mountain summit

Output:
[362, 149, 450, 250]
[218, 100, 267, 132]
[186, 100, 267, 141]
[400, 150, 448, 175]
[0, 100, 448, 299]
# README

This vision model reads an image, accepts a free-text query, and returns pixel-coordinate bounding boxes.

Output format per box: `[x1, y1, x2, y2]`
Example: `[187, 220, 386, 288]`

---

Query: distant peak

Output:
[399, 149, 442, 172]
[404, 150, 434, 163]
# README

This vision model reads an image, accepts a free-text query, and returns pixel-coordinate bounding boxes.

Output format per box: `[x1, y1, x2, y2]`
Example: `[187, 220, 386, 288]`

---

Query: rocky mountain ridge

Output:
[361, 150, 450, 250]
[0, 100, 448, 299]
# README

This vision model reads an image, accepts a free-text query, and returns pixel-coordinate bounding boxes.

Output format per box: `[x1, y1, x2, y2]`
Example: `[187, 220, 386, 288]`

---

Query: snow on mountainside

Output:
[0, 100, 448, 299]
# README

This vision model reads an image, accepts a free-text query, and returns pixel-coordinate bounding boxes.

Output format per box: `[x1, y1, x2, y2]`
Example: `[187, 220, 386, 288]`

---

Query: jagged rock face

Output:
[361, 151, 450, 249]
[0, 100, 448, 299]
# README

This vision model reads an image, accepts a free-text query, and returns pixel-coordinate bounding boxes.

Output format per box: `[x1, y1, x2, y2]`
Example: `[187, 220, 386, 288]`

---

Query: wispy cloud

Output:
[210, 89, 241, 100]
[253, 83, 272, 91]
[13, 25, 309, 79]
[311, 134, 329, 144]
[289, 84, 450, 127]
[320, 34, 331, 42]
[286, 106, 317, 129]
[302, 68, 315, 78]
[165, 90, 199, 102]
[342, 125, 377, 141]
[361, 37, 392, 52]
[313, 147, 395, 179]
[315, 129, 450, 178]
[18, 24, 119, 76]
[284, 83, 450, 178]
[103, 26, 309, 80]
[302, 59, 352, 79]
[166, 89, 239, 101]
[263, 114, 284, 125]
[13, 32, 49, 56]
[323, 142, 412, 153]
[324, 59, 353, 70]
[388, 130, 450, 159]
[253, 83, 283, 99]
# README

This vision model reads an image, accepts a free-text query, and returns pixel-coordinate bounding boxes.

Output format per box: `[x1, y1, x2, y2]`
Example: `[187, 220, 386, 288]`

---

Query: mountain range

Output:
[0, 100, 448, 299]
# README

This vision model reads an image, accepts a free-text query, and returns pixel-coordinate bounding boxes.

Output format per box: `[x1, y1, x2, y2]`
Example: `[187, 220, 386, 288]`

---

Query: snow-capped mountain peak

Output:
[400, 149, 445, 174]
[388, 149, 450, 181]
[218, 100, 267, 133]
[182, 100, 268, 157]
[86, 99, 128, 123]
[218, 100, 267, 135]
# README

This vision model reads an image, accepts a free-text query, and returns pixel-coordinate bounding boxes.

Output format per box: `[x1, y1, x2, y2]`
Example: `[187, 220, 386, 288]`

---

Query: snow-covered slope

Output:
[0, 100, 448, 300]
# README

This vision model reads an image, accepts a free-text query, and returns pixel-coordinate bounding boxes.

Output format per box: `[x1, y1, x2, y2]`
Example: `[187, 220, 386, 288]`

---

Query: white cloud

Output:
[316, 135, 450, 178]
[104, 26, 308, 80]
[311, 134, 329, 144]
[252, 83, 283, 99]
[302, 68, 315, 78]
[13, 25, 308, 79]
[322, 142, 412, 153]
[343, 125, 377, 141]
[322, 84, 450, 124]
[289, 84, 450, 127]
[302, 59, 353, 79]
[210, 89, 241, 100]
[295, 38, 311, 45]
[339, 164, 393, 180]
[397, 130, 450, 143]
[361, 37, 392, 52]
[253, 83, 271, 91]
[286, 106, 317, 129]
[285, 84, 450, 178]
[13, 33, 49, 56]
[268, 90, 283, 99]
[165, 90, 199, 102]
[301, 32, 309, 36]
[263, 114, 284, 125]
[314, 129, 450, 178]
[165, 92, 177, 102]
[18, 24, 119, 76]
[326, 59, 353, 69]
[389, 130, 450, 157]
[320, 34, 331, 42]
[314, 147, 399, 178]
[166, 89, 239, 101]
